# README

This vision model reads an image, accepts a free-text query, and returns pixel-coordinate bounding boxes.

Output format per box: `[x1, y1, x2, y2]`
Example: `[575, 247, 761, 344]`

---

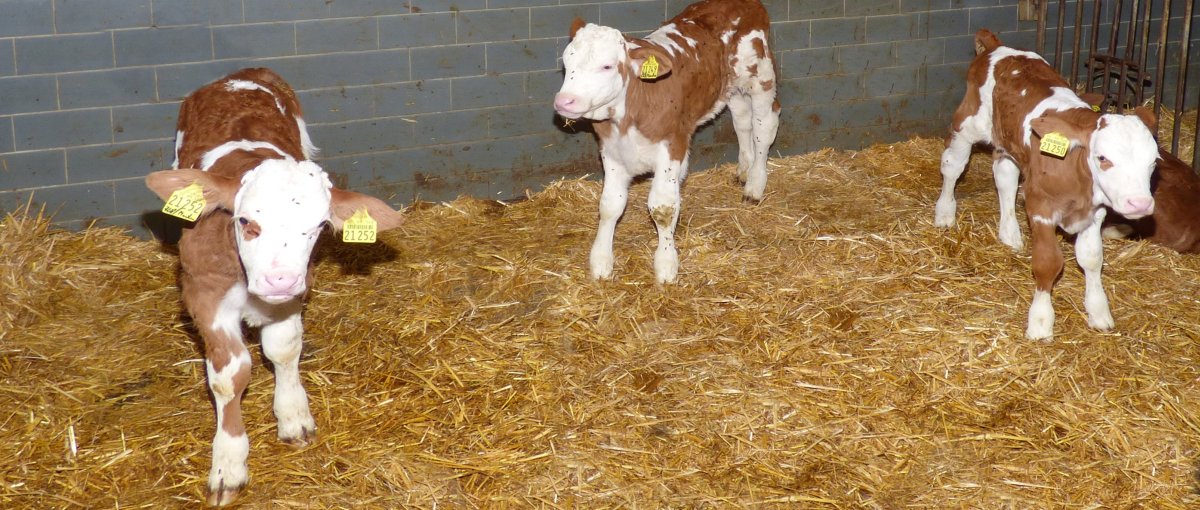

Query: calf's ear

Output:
[328, 188, 405, 232]
[1030, 114, 1089, 151]
[1078, 92, 1104, 109]
[1132, 105, 1157, 132]
[569, 17, 586, 39]
[146, 169, 239, 214]
[629, 46, 673, 80]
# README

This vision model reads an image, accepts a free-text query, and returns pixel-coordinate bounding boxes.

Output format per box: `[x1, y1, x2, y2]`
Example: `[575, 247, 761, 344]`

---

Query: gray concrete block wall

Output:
[0, 0, 1191, 238]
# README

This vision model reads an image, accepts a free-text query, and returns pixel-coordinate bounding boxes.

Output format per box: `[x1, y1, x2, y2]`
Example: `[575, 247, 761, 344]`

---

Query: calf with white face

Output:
[555, 0, 779, 283]
[934, 30, 1157, 341]
[145, 67, 404, 506]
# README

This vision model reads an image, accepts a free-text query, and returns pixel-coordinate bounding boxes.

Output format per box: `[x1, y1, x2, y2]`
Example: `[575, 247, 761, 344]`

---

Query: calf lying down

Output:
[1104, 149, 1200, 253]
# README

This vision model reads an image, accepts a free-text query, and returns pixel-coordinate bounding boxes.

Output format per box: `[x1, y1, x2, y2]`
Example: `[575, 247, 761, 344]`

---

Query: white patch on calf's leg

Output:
[590, 157, 633, 280]
[993, 157, 1024, 250]
[206, 349, 251, 505]
[745, 84, 778, 201]
[1076, 209, 1114, 330]
[212, 285, 248, 339]
[261, 313, 316, 445]
[1026, 289, 1055, 341]
[935, 133, 975, 227]
[726, 94, 755, 183]
[648, 150, 686, 284]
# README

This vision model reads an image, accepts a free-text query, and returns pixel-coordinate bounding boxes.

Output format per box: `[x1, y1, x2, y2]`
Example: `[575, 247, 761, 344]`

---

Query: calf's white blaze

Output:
[555, 24, 628, 121]
[232, 159, 333, 302]
[1088, 115, 1157, 218]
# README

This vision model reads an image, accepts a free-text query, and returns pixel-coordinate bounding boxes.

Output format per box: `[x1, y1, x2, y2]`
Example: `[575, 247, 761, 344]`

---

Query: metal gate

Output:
[1032, 0, 1198, 168]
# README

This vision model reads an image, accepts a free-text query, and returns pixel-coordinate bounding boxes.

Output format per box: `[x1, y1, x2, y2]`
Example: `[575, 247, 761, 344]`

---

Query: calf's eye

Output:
[602, 64, 614, 70]
[238, 217, 249, 226]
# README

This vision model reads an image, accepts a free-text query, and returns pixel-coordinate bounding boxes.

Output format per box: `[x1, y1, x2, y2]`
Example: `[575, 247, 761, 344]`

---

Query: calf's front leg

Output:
[261, 310, 317, 445]
[648, 149, 687, 283]
[590, 153, 632, 280]
[1075, 208, 1114, 330]
[1026, 219, 1064, 341]
[195, 286, 254, 506]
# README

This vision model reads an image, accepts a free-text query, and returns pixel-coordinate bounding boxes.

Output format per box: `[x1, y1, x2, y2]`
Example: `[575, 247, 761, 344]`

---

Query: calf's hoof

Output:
[206, 478, 245, 507]
[280, 424, 317, 448]
[590, 253, 615, 280]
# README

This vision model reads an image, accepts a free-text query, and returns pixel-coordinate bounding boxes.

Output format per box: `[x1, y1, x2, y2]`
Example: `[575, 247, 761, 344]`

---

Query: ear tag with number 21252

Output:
[342, 209, 378, 244]
[161, 183, 206, 222]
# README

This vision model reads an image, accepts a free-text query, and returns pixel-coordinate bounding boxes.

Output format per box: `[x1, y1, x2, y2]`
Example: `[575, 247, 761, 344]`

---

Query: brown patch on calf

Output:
[760, 79, 774, 91]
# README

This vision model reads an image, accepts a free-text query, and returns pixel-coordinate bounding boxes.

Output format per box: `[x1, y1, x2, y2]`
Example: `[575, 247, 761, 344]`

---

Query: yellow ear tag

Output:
[161, 182, 206, 221]
[1090, 104, 1101, 112]
[341, 209, 377, 244]
[640, 55, 660, 80]
[1039, 132, 1070, 158]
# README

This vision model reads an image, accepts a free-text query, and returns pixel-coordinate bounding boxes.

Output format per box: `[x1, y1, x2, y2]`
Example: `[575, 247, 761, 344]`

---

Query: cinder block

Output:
[0, 0, 54, 37]
[600, 1, 670, 32]
[55, 0, 150, 34]
[489, 103, 558, 138]
[488, 39, 560, 73]
[115, 26, 213, 66]
[778, 74, 863, 106]
[66, 139, 172, 182]
[156, 60, 256, 101]
[0, 181, 115, 221]
[0, 75, 58, 115]
[895, 38, 945, 65]
[308, 116, 417, 157]
[0, 116, 12, 152]
[927, 9, 969, 38]
[526, 69, 566, 102]
[59, 67, 157, 109]
[15, 33, 114, 74]
[328, 0, 434, 17]
[244, 0, 330, 23]
[321, 149, 424, 189]
[772, 21, 810, 51]
[411, 109, 490, 146]
[297, 18, 378, 54]
[411, 44, 485, 80]
[452, 74, 525, 110]
[760, 0, 789, 21]
[778, 47, 837, 78]
[968, 6, 1017, 34]
[954, 0, 998, 7]
[847, 0, 899, 16]
[374, 79, 452, 117]
[490, 0, 557, 8]
[112, 177, 165, 215]
[14, 109, 112, 151]
[0, 149, 66, 190]
[942, 34, 977, 63]
[864, 66, 920, 96]
[866, 13, 924, 42]
[261, 49, 410, 89]
[790, 0, 844, 20]
[113, 102, 180, 143]
[901, 0, 952, 12]
[152, 0, 213, 26]
[458, 8, 530, 43]
[839, 42, 894, 72]
[810, 17, 865, 47]
[405, 0, 486, 14]
[213, 23, 296, 59]
[379, 12, 456, 48]
[296, 86, 374, 124]
[0, 40, 13, 77]
[531, 4, 600, 38]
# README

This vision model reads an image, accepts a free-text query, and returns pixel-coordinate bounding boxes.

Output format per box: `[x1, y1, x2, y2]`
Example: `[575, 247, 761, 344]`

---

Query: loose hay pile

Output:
[3, 125, 1200, 509]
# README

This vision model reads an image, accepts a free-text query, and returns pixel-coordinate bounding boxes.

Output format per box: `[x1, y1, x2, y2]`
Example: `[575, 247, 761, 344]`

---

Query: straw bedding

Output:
[2, 112, 1199, 509]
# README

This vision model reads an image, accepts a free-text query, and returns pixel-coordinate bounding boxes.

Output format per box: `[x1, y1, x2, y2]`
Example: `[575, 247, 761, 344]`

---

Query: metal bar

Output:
[1088, 0, 1104, 92]
[1116, 0, 1138, 111]
[1072, 0, 1086, 86]
[1135, 0, 1153, 104]
[1038, 0, 1048, 53]
[1174, 0, 1194, 160]
[1194, 105, 1200, 171]
[1153, 0, 1172, 129]
[1055, 0, 1068, 75]
[1101, 0, 1124, 102]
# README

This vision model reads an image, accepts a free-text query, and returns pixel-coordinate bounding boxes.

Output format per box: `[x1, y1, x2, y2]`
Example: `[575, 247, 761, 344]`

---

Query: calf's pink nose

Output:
[554, 93, 578, 113]
[1122, 196, 1154, 216]
[260, 272, 301, 295]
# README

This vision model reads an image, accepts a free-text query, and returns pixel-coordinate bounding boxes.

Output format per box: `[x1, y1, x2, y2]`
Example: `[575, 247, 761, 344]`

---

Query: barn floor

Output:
[3, 127, 1200, 509]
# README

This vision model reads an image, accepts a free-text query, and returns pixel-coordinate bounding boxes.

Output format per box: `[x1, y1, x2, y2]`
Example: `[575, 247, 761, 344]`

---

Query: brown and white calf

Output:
[1104, 149, 1200, 253]
[145, 68, 404, 506]
[934, 30, 1158, 341]
[554, 0, 779, 283]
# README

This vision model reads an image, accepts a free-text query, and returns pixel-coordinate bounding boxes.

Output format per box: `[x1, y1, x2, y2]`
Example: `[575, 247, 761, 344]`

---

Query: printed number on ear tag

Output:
[640, 55, 660, 80]
[1039, 132, 1070, 158]
[161, 183, 206, 221]
[342, 209, 378, 244]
